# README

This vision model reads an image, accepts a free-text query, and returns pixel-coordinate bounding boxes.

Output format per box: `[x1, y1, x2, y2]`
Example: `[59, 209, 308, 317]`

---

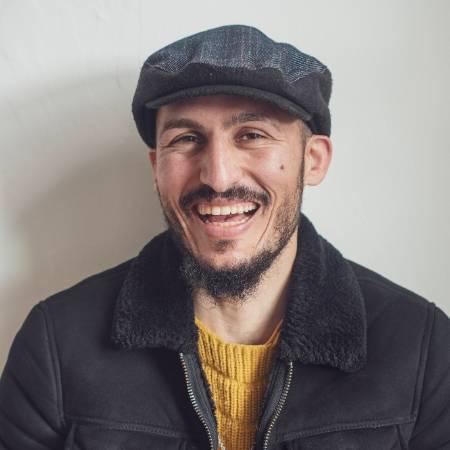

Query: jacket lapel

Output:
[111, 214, 367, 373]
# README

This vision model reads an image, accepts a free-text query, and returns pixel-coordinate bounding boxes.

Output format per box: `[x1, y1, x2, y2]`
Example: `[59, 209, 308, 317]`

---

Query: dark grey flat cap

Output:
[132, 25, 332, 148]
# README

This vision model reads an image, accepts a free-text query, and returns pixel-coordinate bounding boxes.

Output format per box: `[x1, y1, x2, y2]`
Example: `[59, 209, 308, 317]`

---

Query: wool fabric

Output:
[132, 25, 332, 148]
[195, 317, 282, 450]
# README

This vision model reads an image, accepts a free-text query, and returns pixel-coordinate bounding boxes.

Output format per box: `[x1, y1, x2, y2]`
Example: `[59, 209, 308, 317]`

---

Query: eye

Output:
[240, 132, 266, 141]
[172, 134, 202, 145]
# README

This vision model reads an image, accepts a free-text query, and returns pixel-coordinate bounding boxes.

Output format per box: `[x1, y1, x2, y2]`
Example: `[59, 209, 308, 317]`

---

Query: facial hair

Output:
[158, 157, 304, 303]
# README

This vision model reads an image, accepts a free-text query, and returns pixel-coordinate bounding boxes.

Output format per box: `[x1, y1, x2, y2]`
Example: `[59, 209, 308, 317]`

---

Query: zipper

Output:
[179, 352, 215, 450]
[262, 361, 294, 450]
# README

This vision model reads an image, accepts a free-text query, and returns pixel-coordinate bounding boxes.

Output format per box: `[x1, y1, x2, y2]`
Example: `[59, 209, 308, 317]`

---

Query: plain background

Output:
[1, 0, 449, 370]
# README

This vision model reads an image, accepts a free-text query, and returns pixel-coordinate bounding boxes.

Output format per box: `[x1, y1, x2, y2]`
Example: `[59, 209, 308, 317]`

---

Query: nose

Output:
[199, 137, 243, 193]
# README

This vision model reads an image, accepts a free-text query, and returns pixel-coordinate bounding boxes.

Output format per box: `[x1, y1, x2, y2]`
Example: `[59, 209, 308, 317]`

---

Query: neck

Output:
[194, 229, 298, 344]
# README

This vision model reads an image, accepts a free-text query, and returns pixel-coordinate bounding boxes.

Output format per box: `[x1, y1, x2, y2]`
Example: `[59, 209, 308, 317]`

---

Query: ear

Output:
[148, 150, 158, 188]
[303, 135, 333, 186]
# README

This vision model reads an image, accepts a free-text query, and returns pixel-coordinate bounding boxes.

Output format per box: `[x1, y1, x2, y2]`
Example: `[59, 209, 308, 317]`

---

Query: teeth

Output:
[206, 217, 249, 227]
[197, 203, 257, 216]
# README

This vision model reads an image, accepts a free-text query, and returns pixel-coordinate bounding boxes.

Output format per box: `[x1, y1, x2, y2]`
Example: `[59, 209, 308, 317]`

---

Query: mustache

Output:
[180, 185, 270, 212]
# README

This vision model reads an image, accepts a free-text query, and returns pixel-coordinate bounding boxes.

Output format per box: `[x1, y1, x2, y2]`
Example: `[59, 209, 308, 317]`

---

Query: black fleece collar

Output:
[111, 214, 367, 373]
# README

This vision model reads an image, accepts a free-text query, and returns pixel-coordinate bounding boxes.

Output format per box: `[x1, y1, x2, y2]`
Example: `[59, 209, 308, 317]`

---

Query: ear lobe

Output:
[148, 150, 158, 188]
[148, 150, 157, 169]
[303, 135, 333, 187]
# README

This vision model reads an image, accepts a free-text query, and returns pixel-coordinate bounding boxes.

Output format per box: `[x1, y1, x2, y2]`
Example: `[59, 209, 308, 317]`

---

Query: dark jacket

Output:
[1, 215, 449, 450]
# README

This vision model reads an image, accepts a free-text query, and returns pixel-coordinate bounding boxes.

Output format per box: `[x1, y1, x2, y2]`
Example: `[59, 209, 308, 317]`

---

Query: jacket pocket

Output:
[283, 425, 403, 450]
[66, 423, 196, 450]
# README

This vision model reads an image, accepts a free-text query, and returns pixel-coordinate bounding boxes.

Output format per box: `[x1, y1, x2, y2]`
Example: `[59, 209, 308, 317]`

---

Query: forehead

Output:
[155, 94, 299, 130]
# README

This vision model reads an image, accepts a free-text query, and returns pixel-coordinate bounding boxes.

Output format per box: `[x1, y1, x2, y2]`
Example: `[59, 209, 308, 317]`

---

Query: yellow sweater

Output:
[195, 318, 282, 450]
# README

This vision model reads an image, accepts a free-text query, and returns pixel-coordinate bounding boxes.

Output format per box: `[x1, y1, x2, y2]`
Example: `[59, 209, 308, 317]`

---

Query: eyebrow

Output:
[160, 118, 207, 136]
[225, 111, 281, 131]
[159, 111, 281, 136]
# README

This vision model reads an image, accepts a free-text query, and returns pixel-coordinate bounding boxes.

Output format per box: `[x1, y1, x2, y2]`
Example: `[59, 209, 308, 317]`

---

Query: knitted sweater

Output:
[196, 318, 282, 450]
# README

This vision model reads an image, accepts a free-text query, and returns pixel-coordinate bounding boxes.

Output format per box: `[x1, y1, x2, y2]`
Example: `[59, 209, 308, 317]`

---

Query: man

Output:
[0, 25, 449, 450]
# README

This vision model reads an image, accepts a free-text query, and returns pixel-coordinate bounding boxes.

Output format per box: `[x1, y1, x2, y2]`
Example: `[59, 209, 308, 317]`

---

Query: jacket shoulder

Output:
[42, 258, 133, 312]
[348, 259, 437, 312]
[33, 257, 135, 354]
[348, 260, 450, 446]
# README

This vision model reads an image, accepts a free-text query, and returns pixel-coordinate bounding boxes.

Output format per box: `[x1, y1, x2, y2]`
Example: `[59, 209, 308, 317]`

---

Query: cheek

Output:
[155, 156, 197, 201]
[247, 150, 300, 190]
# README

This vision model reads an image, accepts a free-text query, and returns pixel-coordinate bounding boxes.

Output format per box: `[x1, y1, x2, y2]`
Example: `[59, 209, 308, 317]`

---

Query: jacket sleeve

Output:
[0, 303, 66, 449]
[409, 304, 450, 449]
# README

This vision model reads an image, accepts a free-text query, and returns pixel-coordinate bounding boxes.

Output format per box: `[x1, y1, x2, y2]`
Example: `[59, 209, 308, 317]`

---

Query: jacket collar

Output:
[111, 214, 367, 373]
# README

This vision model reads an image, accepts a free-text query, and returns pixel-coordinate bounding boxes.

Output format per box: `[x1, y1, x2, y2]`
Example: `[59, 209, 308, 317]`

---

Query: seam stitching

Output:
[66, 415, 192, 439]
[39, 302, 66, 430]
[396, 424, 408, 449]
[276, 415, 417, 442]
[410, 303, 435, 418]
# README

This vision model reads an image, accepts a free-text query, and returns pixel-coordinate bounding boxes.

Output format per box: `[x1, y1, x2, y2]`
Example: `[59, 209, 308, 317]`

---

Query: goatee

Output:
[160, 164, 304, 303]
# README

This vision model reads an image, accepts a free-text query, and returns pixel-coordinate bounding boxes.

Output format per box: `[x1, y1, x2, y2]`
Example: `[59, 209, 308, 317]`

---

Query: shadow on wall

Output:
[0, 72, 166, 369]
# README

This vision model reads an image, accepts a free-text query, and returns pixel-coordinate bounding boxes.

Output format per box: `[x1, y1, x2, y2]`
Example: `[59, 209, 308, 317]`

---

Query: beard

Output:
[158, 160, 304, 303]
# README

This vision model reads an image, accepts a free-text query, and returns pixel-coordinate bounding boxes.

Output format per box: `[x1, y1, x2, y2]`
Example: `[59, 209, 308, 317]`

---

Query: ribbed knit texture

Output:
[196, 318, 282, 450]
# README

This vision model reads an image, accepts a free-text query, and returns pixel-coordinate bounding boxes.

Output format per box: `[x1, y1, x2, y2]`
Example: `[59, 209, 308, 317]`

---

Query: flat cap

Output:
[132, 25, 332, 148]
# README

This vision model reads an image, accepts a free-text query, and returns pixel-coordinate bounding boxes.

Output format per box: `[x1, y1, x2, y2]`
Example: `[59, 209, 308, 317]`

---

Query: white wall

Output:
[1, 0, 449, 369]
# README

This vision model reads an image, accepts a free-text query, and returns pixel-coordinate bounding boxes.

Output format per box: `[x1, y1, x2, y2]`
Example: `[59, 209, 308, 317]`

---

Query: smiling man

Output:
[152, 96, 317, 308]
[1, 25, 449, 450]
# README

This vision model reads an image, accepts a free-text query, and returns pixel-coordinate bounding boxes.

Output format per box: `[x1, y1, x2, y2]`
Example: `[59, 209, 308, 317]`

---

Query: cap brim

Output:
[144, 84, 313, 125]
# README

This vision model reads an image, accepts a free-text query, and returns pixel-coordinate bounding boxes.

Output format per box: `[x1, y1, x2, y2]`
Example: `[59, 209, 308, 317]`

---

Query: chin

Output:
[199, 247, 254, 271]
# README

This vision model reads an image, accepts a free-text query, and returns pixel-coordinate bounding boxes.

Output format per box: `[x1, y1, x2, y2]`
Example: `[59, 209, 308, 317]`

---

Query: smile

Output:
[194, 201, 260, 228]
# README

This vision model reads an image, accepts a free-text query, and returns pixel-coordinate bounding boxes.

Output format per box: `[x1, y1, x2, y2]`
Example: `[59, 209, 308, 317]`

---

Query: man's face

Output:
[150, 95, 306, 296]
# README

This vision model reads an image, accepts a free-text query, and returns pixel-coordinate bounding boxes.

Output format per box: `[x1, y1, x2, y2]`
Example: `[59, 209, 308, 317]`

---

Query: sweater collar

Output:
[111, 214, 367, 373]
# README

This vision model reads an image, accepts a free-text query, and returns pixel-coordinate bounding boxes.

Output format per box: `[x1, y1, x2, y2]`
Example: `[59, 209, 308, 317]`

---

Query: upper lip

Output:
[194, 199, 260, 207]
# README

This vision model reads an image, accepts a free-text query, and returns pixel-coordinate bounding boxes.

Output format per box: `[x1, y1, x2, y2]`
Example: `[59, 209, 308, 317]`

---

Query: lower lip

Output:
[193, 210, 259, 239]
